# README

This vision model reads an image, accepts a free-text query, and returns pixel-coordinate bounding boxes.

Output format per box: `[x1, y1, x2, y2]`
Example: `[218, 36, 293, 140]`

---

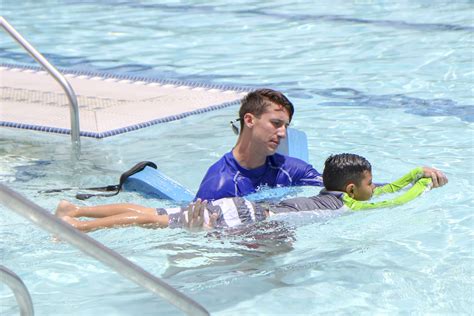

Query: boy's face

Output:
[353, 170, 375, 201]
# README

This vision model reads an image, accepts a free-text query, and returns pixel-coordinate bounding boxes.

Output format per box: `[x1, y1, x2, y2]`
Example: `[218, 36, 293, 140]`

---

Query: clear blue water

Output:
[1, 1, 473, 315]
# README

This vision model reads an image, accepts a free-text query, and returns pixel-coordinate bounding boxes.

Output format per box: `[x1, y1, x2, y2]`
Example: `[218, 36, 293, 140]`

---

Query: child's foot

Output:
[61, 215, 77, 226]
[55, 200, 78, 218]
[52, 216, 82, 241]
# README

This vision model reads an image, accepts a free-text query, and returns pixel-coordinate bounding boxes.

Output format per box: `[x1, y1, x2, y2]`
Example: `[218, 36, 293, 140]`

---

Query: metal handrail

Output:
[0, 16, 81, 154]
[0, 184, 209, 316]
[0, 265, 34, 316]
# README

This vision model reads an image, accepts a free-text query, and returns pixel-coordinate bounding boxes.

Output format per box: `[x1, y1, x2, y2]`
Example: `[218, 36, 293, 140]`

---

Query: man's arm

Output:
[195, 174, 219, 200]
[297, 164, 324, 186]
[195, 174, 236, 201]
[195, 153, 243, 201]
[182, 199, 218, 231]
[282, 156, 323, 186]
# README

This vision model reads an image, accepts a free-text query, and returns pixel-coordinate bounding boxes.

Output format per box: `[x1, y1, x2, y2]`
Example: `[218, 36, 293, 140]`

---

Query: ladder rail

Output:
[0, 265, 34, 316]
[0, 16, 81, 154]
[0, 184, 209, 316]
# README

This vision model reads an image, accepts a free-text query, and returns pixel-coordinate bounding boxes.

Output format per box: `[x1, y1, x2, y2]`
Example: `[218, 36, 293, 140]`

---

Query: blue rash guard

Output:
[195, 151, 323, 201]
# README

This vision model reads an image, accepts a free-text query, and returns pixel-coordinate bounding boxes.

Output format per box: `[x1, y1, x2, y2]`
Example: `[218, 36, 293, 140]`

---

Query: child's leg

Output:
[61, 211, 169, 233]
[55, 200, 157, 219]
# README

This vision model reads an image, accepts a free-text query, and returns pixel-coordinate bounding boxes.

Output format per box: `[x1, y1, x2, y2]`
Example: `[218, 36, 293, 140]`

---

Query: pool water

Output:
[1, 1, 473, 315]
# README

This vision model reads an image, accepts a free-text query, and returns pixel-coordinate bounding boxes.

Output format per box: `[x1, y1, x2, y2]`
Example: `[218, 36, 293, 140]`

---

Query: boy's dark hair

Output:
[239, 89, 294, 131]
[323, 153, 372, 191]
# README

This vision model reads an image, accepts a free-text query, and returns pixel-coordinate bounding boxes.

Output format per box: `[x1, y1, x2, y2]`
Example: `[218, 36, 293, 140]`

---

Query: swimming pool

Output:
[1, 1, 473, 315]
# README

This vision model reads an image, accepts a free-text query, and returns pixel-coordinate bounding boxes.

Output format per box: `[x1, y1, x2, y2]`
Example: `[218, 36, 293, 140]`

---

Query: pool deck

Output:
[0, 65, 248, 138]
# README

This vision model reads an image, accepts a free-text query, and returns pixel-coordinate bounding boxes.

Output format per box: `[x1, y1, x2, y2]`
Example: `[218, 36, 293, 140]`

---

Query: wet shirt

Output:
[195, 151, 323, 201]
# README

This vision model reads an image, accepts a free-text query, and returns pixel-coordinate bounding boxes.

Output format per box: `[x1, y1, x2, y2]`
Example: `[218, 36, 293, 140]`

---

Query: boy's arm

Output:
[344, 177, 432, 211]
[373, 167, 424, 196]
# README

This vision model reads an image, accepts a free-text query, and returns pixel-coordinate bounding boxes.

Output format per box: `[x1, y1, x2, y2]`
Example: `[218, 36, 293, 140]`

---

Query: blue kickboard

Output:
[276, 128, 309, 163]
[123, 166, 195, 202]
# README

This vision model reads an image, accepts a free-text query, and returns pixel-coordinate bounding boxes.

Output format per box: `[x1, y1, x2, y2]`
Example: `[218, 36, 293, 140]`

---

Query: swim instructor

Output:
[195, 88, 323, 201]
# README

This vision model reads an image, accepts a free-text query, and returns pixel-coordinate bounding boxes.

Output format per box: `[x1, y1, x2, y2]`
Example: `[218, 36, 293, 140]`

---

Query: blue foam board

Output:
[123, 166, 195, 202]
[276, 128, 309, 162]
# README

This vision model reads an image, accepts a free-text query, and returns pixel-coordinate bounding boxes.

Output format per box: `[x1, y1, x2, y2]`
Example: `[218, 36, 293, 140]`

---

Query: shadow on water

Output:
[289, 87, 473, 123]
[153, 221, 295, 280]
[47, 1, 474, 32]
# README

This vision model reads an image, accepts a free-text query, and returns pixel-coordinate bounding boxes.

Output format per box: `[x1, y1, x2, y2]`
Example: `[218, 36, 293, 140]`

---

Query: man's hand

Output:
[183, 199, 217, 231]
[422, 167, 448, 188]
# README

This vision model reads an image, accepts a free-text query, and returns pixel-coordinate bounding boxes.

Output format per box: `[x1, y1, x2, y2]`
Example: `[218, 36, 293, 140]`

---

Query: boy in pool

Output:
[55, 153, 446, 232]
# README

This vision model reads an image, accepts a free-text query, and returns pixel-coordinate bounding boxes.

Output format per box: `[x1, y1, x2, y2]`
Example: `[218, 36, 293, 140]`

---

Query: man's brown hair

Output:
[239, 89, 294, 131]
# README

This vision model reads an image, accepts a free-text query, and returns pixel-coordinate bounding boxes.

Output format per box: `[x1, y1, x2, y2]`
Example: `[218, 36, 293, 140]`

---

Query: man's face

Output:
[353, 170, 376, 201]
[250, 103, 290, 156]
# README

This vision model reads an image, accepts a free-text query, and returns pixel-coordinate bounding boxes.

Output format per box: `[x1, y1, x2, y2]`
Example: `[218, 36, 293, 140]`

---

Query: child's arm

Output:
[344, 176, 433, 211]
[372, 167, 424, 197]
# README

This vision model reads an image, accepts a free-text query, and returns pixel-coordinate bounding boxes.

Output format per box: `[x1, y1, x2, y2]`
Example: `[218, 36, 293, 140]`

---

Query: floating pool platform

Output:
[0, 64, 249, 138]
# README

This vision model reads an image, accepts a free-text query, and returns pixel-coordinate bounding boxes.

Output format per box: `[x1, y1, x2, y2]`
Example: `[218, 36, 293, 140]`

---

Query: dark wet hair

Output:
[239, 89, 294, 131]
[323, 153, 372, 191]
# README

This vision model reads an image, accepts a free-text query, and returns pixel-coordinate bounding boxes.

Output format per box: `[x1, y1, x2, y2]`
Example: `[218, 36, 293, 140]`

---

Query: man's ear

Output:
[243, 113, 255, 128]
[345, 183, 355, 198]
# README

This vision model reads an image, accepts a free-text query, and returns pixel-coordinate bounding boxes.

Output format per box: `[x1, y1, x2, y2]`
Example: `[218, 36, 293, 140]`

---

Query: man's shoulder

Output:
[269, 153, 322, 184]
[196, 152, 239, 200]
[269, 152, 311, 168]
[208, 152, 235, 172]
[202, 152, 238, 181]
